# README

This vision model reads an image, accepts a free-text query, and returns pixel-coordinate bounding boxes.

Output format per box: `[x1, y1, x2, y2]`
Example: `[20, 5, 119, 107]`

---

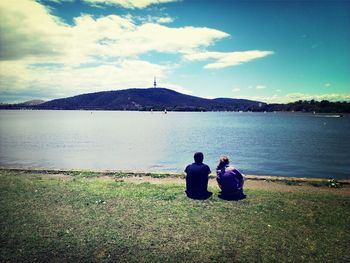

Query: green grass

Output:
[0, 170, 349, 262]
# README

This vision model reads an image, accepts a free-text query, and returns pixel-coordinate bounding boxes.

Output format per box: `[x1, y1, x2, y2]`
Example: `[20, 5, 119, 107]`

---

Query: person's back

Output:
[216, 156, 245, 200]
[217, 166, 244, 193]
[185, 152, 212, 199]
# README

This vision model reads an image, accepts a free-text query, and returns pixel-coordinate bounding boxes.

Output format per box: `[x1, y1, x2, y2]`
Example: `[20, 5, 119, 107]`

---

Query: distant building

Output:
[153, 76, 157, 88]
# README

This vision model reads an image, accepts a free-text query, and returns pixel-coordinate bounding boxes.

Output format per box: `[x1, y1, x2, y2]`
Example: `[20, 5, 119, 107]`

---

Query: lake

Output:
[0, 110, 349, 179]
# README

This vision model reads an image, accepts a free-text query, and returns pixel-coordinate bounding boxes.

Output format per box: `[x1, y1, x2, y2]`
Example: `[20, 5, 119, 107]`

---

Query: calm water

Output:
[0, 110, 349, 179]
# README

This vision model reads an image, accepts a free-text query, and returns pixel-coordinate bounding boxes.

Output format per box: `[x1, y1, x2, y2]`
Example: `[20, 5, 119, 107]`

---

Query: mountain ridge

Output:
[35, 88, 264, 111]
[1, 87, 349, 113]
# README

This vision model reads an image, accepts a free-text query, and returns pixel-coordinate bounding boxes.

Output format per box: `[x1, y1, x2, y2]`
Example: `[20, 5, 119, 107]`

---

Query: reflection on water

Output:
[0, 110, 349, 179]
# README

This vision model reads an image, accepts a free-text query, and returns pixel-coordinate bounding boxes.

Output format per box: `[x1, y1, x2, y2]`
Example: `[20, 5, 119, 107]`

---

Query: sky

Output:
[0, 0, 349, 104]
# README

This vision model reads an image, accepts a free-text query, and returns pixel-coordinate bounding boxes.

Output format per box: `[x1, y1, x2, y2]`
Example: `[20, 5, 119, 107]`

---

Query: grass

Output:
[267, 178, 344, 188]
[0, 170, 349, 262]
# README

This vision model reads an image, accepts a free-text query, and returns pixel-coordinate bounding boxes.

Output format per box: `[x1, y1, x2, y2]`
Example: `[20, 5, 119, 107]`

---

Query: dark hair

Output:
[217, 155, 229, 170]
[194, 152, 204, 164]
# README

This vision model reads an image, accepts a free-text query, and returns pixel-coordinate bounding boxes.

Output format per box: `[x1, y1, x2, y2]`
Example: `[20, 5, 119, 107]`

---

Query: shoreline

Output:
[1, 167, 349, 184]
[1, 109, 349, 114]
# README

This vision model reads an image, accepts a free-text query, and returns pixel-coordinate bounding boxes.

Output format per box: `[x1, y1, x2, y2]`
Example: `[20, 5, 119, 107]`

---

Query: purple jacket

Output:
[216, 166, 244, 193]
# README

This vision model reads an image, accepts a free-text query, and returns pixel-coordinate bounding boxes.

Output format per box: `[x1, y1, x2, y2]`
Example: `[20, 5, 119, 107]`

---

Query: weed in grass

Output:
[149, 173, 169, 178]
[327, 178, 341, 188]
[76, 171, 100, 178]
[279, 179, 301, 186]
[309, 181, 328, 187]
[308, 179, 342, 188]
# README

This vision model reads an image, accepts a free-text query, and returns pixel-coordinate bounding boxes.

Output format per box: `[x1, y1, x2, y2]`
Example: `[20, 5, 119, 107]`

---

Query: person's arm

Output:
[239, 170, 246, 181]
[234, 168, 245, 188]
[216, 171, 222, 188]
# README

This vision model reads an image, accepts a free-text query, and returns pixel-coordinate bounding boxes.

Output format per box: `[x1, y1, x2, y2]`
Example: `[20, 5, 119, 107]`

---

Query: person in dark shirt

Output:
[216, 155, 246, 200]
[185, 152, 212, 200]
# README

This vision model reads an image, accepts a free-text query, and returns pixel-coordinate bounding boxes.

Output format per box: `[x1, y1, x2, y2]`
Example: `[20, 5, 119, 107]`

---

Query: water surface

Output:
[0, 110, 349, 179]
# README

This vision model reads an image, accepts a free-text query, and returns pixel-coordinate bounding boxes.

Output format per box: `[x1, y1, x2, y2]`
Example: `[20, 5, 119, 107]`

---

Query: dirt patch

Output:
[118, 176, 350, 196]
[243, 179, 350, 196]
[44, 173, 71, 179]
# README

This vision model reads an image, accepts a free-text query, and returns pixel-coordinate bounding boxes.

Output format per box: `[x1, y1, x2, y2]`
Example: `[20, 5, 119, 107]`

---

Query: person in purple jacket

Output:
[216, 155, 246, 200]
[185, 152, 212, 200]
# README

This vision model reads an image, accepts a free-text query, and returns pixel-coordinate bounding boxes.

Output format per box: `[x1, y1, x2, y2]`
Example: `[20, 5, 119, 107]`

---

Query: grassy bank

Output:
[0, 170, 349, 262]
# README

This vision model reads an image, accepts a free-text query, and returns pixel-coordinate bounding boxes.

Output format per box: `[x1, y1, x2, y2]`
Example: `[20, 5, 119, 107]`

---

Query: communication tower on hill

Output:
[153, 76, 157, 88]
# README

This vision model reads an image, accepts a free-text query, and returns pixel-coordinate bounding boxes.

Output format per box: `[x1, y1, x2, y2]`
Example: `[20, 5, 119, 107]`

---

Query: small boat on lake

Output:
[314, 114, 344, 118]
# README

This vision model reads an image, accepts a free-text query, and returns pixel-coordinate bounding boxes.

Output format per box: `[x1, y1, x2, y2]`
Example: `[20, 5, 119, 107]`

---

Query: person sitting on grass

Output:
[216, 155, 246, 200]
[185, 152, 212, 200]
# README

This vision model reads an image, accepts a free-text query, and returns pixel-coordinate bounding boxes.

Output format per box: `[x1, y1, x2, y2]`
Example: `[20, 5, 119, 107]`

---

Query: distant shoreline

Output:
[0, 109, 349, 115]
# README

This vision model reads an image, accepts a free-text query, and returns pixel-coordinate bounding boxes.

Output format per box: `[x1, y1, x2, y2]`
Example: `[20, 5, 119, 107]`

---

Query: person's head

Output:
[217, 155, 229, 170]
[193, 152, 204, 164]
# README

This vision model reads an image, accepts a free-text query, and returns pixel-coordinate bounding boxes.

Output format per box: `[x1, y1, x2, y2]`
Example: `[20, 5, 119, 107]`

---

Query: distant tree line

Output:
[261, 100, 350, 113]
[2, 88, 349, 113]
[111, 100, 348, 113]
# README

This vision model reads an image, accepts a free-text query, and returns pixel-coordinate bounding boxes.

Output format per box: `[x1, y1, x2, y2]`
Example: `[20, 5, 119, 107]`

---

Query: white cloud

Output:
[0, 0, 228, 102]
[232, 88, 240, 92]
[256, 85, 266, 90]
[44, 0, 75, 2]
[0, 0, 69, 61]
[0, 59, 170, 102]
[324, 83, 331, 87]
[184, 50, 274, 69]
[202, 96, 215, 99]
[156, 16, 174, 23]
[133, 15, 174, 24]
[311, 42, 322, 49]
[0, 0, 229, 63]
[82, 0, 179, 9]
[120, 23, 228, 56]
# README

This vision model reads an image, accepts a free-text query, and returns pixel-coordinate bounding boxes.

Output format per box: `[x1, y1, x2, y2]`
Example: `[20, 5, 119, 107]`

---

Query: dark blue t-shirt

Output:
[185, 163, 211, 195]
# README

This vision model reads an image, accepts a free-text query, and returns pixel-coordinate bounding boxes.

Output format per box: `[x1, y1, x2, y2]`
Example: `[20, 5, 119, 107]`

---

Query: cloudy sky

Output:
[0, 0, 349, 103]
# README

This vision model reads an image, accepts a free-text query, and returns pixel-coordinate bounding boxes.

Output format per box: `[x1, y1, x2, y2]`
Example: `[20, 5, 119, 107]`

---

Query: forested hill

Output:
[1, 88, 349, 112]
[34, 88, 265, 111]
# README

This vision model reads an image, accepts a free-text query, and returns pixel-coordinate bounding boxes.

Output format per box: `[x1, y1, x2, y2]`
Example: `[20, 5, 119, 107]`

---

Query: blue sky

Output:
[0, 0, 349, 103]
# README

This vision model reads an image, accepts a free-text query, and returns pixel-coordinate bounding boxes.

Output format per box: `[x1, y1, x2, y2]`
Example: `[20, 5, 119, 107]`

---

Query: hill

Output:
[1, 88, 349, 112]
[35, 88, 264, 111]
[19, 100, 46, 106]
[0, 99, 46, 109]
